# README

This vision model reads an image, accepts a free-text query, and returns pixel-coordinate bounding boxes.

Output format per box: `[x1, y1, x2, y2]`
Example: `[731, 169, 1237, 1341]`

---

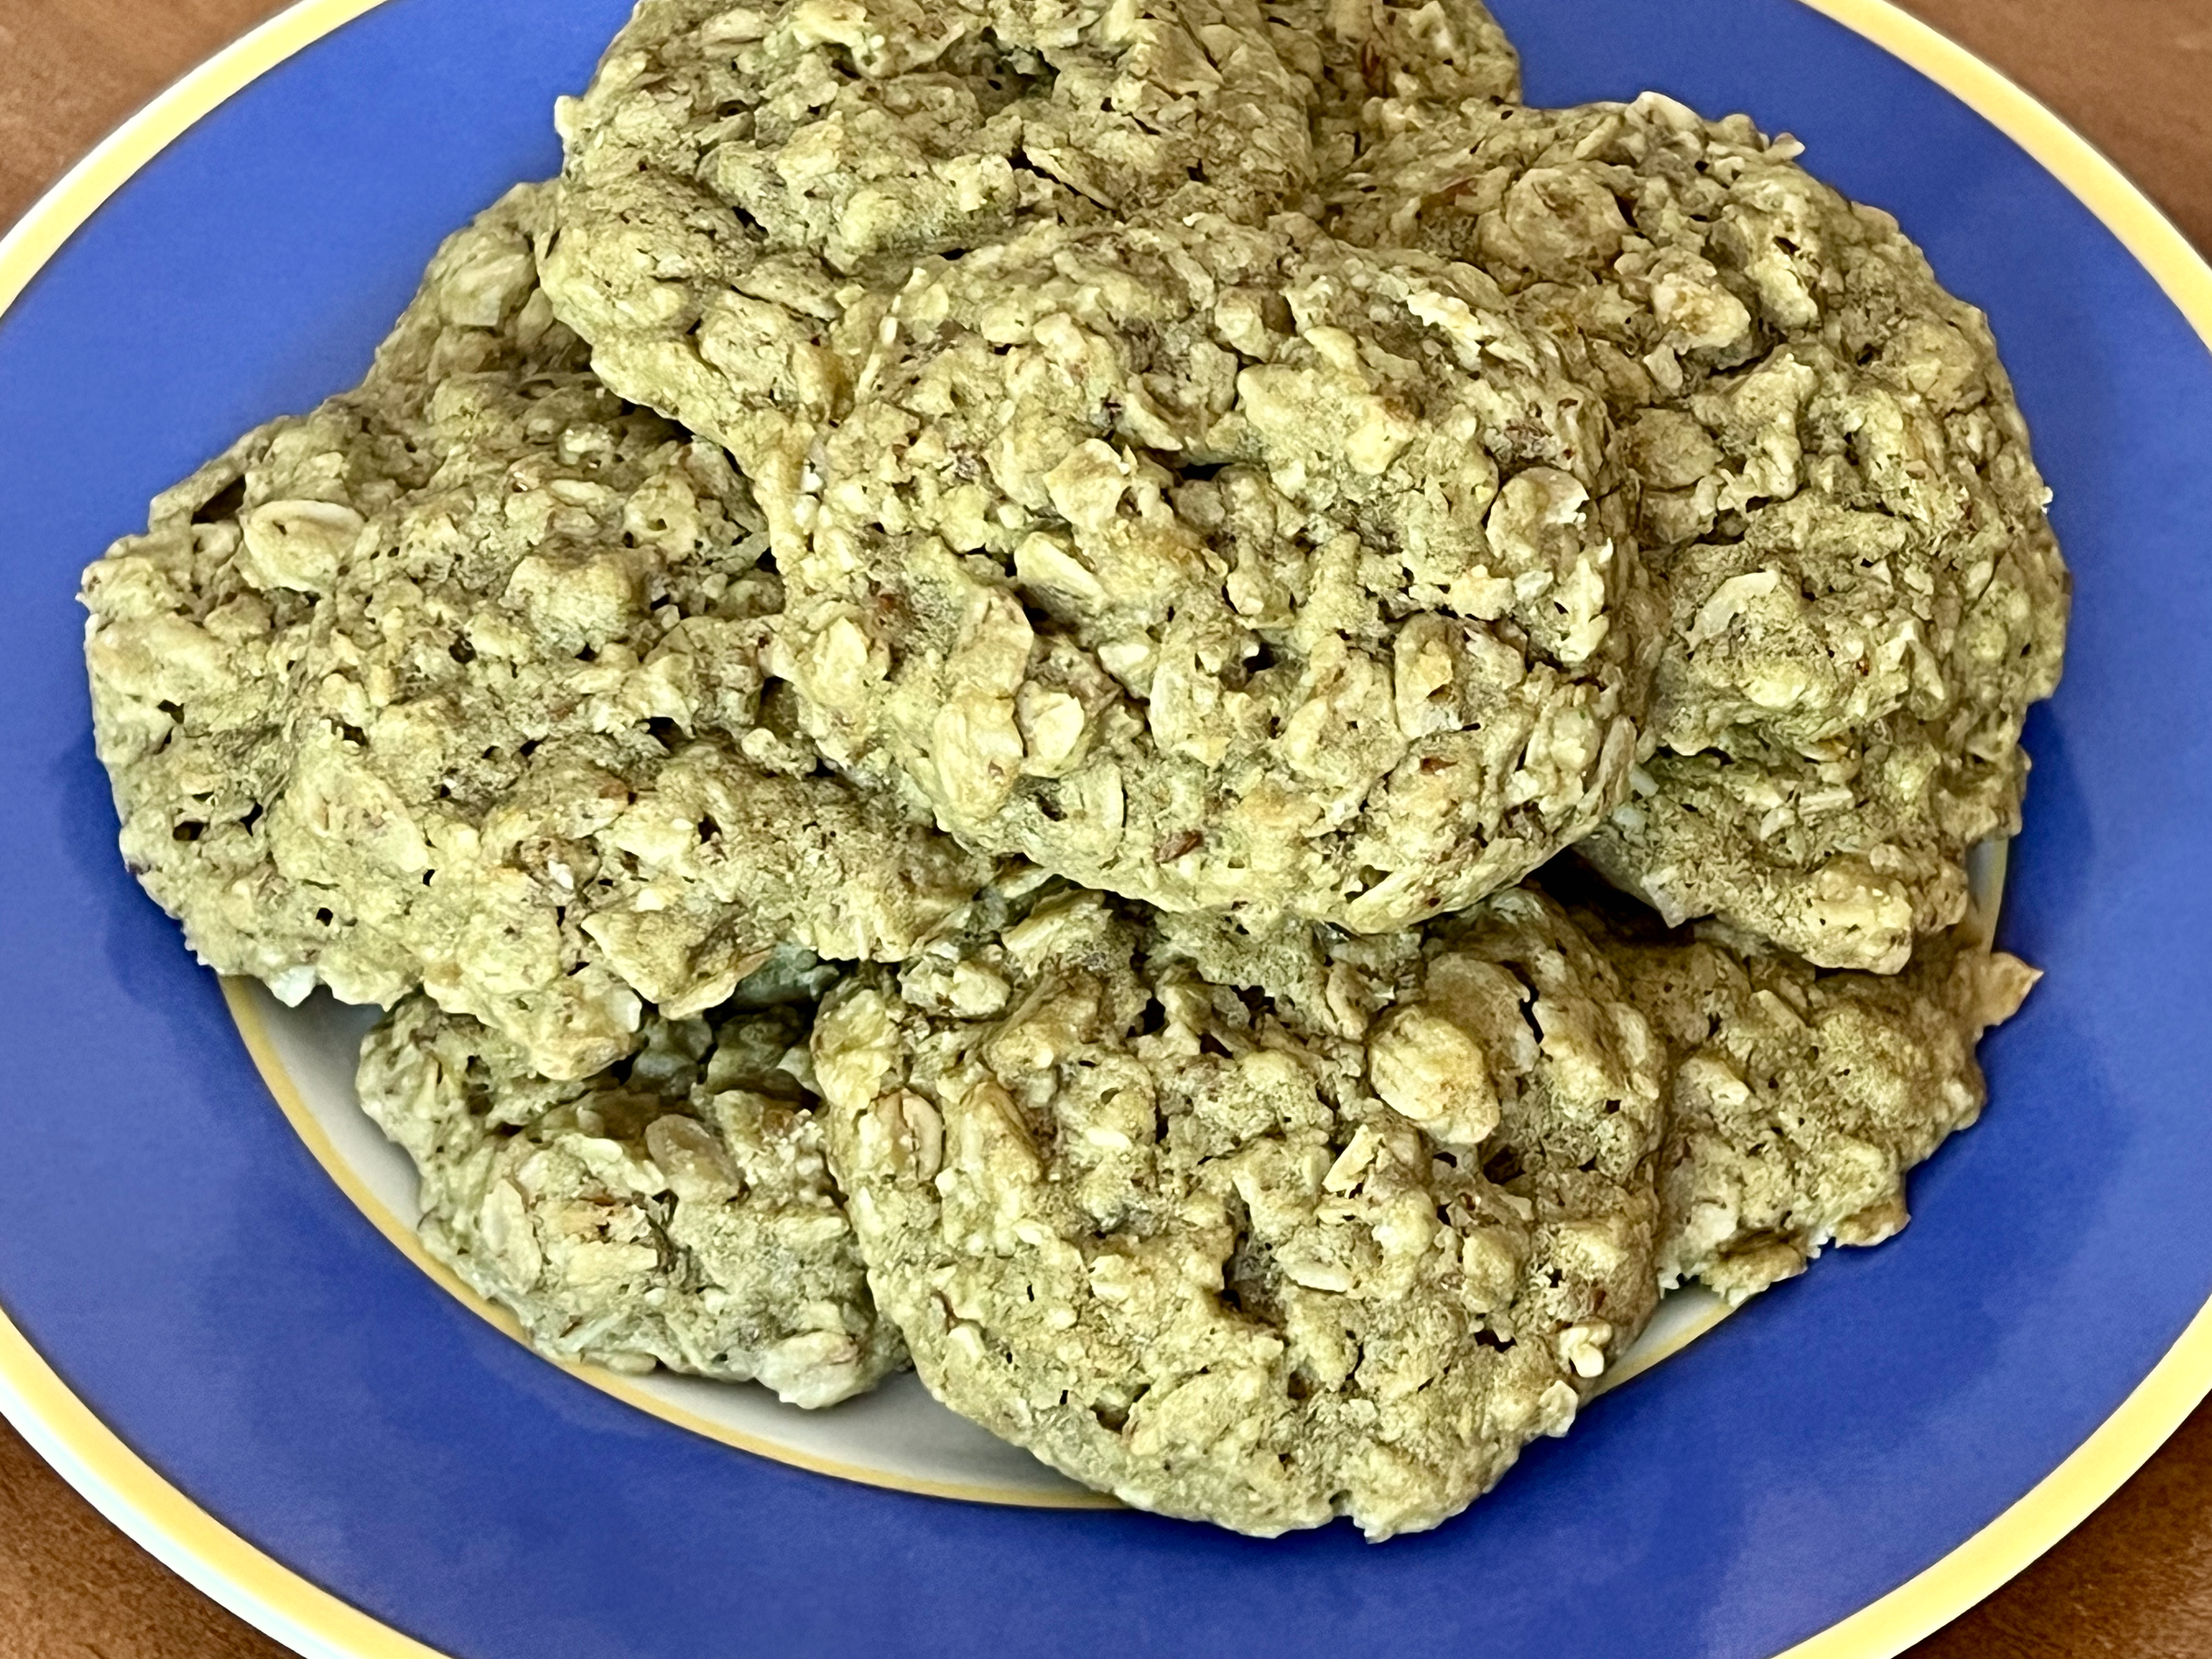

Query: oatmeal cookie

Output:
[1333, 94, 2069, 968]
[82, 185, 987, 1080]
[358, 953, 905, 1406]
[813, 881, 1664, 1536]
[778, 216, 1657, 930]
[539, 0, 1314, 497]
[1561, 875, 2037, 1302]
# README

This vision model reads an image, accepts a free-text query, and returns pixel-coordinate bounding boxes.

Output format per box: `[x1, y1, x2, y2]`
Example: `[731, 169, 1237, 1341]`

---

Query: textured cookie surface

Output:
[1334, 95, 2068, 968]
[81, 185, 988, 1079]
[1264, 0, 1519, 180]
[813, 881, 1663, 1536]
[358, 954, 904, 1405]
[779, 215, 1657, 929]
[540, 0, 1314, 498]
[1561, 875, 2038, 1301]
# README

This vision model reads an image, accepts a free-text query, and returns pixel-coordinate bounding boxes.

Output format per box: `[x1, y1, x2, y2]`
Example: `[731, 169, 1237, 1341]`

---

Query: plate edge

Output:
[1757, 14, 2212, 1653]
[0, 0, 387, 318]
[0, 0, 2207, 1656]
[0, 1311, 450, 1658]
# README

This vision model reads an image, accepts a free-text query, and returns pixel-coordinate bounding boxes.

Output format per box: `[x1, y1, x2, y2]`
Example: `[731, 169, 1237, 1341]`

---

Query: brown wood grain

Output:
[1, 2, 2208, 1656]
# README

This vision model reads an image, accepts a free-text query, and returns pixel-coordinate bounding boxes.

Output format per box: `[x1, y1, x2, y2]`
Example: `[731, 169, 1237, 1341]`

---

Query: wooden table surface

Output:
[3, 1, 2210, 1654]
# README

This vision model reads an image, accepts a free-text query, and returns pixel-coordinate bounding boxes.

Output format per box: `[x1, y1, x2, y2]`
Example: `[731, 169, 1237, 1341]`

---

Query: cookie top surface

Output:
[778, 215, 1659, 930]
[81, 185, 989, 1080]
[1263, 0, 1519, 181]
[1332, 94, 2069, 967]
[358, 953, 904, 1406]
[811, 879, 1663, 1536]
[540, 0, 1316, 482]
[1559, 873, 2037, 1302]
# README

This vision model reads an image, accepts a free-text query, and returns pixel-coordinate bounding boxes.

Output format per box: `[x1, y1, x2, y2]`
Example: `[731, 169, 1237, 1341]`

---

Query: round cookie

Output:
[812, 881, 1664, 1537]
[539, 0, 1315, 496]
[81, 185, 989, 1080]
[358, 951, 905, 1406]
[1560, 877, 2038, 1302]
[1331, 94, 2069, 969]
[777, 215, 1658, 930]
[1263, 0, 1519, 180]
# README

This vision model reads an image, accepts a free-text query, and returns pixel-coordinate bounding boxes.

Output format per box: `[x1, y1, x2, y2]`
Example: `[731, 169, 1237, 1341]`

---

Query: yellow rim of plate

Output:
[1, 0, 2208, 1653]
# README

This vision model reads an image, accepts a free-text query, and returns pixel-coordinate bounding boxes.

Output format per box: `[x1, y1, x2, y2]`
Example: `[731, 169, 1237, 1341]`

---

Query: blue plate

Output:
[2, 2, 2209, 1655]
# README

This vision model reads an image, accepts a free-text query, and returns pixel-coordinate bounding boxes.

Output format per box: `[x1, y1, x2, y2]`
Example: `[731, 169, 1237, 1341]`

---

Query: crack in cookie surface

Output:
[1264, 0, 1519, 180]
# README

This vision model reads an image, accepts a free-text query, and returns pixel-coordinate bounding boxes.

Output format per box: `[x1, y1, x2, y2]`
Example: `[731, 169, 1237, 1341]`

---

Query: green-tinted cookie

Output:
[815, 880, 1663, 1536]
[82, 185, 987, 1079]
[1334, 95, 2068, 968]
[778, 215, 1658, 929]
[359, 956, 904, 1405]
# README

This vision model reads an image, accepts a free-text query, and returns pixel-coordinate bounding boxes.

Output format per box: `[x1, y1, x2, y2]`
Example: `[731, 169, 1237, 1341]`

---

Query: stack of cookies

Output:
[80, 0, 2066, 1537]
